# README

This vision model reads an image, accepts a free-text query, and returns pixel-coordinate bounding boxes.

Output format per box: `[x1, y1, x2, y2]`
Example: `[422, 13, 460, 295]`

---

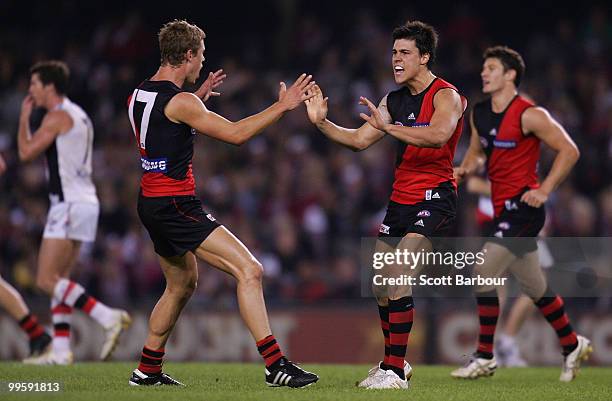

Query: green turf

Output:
[0, 362, 609, 401]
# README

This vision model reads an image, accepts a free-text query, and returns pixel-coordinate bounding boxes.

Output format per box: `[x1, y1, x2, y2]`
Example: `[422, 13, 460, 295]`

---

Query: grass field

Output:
[0, 362, 610, 401]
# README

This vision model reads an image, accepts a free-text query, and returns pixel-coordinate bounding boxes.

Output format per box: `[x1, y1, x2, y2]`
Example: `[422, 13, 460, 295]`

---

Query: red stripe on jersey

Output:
[488, 96, 540, 216]
[391, 78, 466, 205]
[141, 163, 196, 197]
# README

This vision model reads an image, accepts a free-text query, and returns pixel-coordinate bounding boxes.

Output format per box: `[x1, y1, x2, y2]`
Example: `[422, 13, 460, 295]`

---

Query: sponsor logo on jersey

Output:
[411, 122, 430, 128]
[494, 230, 503, 238]
[480, 137, 489, 148]
[498, 221, 510, 230]
[206, 213, 216, 222]
[141, 157, 168, 173]
[414, 219, 425, 227]
[408, 113, 416, 120]
[379, 224, 390, 235]
[493, 140, 517, 148]
[191, 128, 197, 136]
[417, 210, 431, 217]
[394, 121, 404, 126]
[489, 128, 497, 136]
[432, 192, 440, 199]
[504, 200, 519, 211]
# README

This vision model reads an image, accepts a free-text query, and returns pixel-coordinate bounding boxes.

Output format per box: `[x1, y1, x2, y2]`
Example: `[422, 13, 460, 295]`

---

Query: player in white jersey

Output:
[17, 61, 130, 365]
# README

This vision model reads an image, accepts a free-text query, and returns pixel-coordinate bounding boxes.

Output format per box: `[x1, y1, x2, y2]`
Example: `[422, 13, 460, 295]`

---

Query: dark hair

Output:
[483, 46, 525, 87]
[158, 19, 206, 67]
[392, 21, 438, 67]
[30, 60, 70, 95]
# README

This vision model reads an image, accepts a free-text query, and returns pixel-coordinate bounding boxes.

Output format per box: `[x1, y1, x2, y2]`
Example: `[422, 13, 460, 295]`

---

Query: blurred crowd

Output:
[0, 2, 610, 308]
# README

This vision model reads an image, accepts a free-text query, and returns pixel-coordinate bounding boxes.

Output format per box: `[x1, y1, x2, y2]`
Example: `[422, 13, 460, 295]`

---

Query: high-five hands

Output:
[304, 84, 328, 124]
[359, 96, 388, 132]
[278, 73, 316, 111]
[195, 69, 226, 102]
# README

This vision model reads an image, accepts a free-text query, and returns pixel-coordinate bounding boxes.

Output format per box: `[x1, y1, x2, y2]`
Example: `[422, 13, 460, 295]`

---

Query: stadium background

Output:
[0, 1, 611, 366]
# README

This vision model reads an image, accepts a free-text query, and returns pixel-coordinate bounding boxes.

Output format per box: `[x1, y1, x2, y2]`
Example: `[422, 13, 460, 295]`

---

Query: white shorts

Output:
[43, 201, 99, 242]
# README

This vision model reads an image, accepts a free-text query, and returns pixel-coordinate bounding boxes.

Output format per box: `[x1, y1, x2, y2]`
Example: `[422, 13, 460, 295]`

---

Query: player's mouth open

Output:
[394, 66, 404, 75]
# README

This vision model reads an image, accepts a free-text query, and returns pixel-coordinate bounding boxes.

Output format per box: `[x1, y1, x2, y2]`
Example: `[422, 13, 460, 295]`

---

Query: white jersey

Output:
[45, 97, 98, 204]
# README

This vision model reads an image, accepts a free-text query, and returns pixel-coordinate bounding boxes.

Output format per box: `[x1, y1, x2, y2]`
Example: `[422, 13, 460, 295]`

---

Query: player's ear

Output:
[420, 53, 430, 66]
[504, 69, 517, 83]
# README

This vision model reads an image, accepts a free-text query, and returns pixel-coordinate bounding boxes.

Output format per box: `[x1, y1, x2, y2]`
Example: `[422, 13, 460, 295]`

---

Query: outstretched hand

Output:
[195, 69, 226, 102]
[304, 84, 328, 124]
[359, 96, 388, 132]
[278, 73, 316, 111]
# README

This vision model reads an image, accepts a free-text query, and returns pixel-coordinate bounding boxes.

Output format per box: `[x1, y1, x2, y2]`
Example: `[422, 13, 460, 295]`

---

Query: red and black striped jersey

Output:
[473, 95, 540, 216]
[385, 77, 466, 205]
[127, 80, 195, 197]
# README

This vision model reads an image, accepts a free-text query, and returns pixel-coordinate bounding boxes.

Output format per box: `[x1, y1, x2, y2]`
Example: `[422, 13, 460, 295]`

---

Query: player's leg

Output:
[0, 275, 51, 356]
[496, 294, 532, 367]
[509, 250, 591, 381]
[451, 241, 516, 379]
[358, 238, 412, 388]
[130, 252, 197, 386]
[194, 226, 318, 388]
[36, 238, 130, 361]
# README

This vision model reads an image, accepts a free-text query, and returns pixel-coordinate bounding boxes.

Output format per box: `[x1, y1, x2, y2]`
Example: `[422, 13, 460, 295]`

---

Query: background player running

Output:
[127, 20, 318, 388]
[17, 61, 131, 365]
[451, 46, 589, 382]
[306, 21, 466, 389]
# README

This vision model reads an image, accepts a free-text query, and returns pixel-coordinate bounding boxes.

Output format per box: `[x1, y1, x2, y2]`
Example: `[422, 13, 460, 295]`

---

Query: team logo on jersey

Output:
[414, 219, 425, 227]
[417, 210, 431, 217]
[407, 113, 416, 120]
[504, 200, 519, 211]
[498, 221, 510, 230]
[425, 190, 432, 200]
[379, 224, 390, 235]
[141, 157, 168, 172]
[489, 128, 497, 136]
[480, 137, 489, 148]
[493, 140, 517, 148]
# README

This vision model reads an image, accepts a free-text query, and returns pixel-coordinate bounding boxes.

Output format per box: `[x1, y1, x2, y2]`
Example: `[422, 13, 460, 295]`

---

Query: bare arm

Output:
[305, 84, 385, 151]
[17, 96, 71, 162]
[0, 154, 6, 175]
[454, 110, 486, 184]
[166, 74, 314, 146]
[520, 106, 580, 207]
[360, 88, 464, 148]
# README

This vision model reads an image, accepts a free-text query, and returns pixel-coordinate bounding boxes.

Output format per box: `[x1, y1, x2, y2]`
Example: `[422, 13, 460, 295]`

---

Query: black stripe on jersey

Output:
[46, 140, 64, 201]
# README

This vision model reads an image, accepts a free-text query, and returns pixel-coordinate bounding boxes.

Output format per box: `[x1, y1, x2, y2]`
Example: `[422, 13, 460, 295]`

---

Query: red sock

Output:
[387, 297, 413, 379]
[476, 290, 499, 359]
[18, 314, 45, 340]
[256, 335, 284, 368]
[378, 305, 390, 367]
[138, 346, 164, 375]
[535, 290, 578, 355]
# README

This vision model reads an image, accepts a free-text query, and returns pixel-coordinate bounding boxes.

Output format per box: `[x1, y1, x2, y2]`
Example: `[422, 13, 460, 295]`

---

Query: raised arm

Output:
[305, 84, 385, 152]
[520, 106, 580, 207]
[17, 96, 71, 162]
[360, 88, 464, 148]
[454, 110, 486, 184]
[166, 74, 315, 146]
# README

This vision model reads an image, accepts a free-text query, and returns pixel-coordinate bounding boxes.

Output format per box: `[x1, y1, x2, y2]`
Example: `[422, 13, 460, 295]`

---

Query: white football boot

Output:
[560, 335, 592, 382]
[100, 309, 132, 360]
[23, 350, 73, 365]
[358, 360, 412, 388]
[451, 356, 497, 379]
[366, 369, 410, 389]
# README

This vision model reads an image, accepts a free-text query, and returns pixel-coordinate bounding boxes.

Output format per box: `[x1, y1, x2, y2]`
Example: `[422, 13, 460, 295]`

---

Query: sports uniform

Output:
[128, 80, 220, 257]
[43, 98, 99, 242]
[378, 78, 466, 244]
[473, 95, 543, 253]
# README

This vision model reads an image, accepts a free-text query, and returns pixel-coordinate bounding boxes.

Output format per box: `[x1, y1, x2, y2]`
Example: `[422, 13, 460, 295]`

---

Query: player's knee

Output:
[240, 259, 264, 285]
